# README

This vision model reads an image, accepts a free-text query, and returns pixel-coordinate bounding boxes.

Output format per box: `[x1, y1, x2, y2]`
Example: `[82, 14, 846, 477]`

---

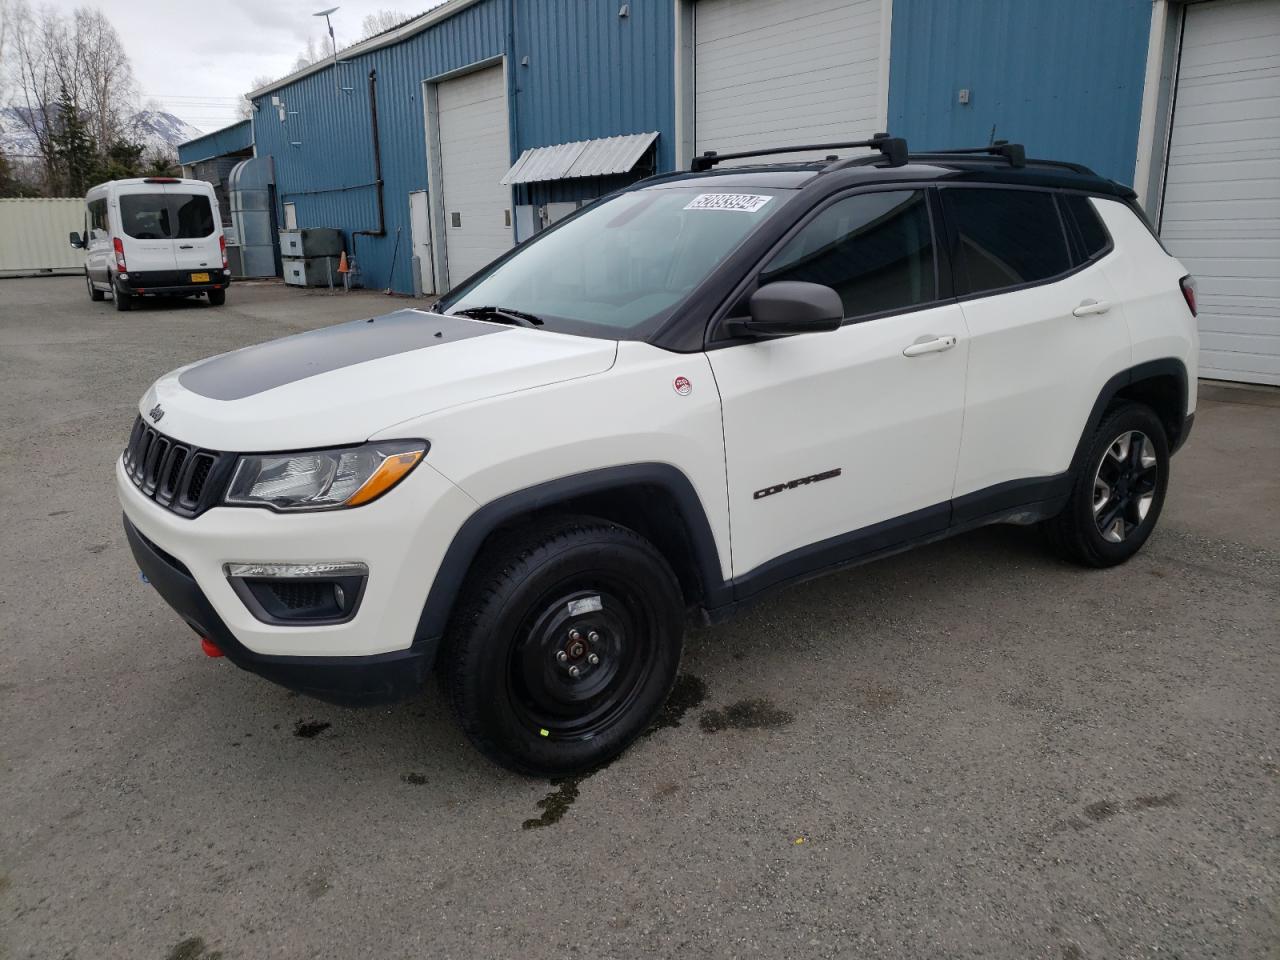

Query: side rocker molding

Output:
[413, 463, 731, 643]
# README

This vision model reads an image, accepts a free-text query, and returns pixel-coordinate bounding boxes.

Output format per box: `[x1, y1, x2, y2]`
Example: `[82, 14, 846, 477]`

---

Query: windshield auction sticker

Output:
[684, 193, 773, 213]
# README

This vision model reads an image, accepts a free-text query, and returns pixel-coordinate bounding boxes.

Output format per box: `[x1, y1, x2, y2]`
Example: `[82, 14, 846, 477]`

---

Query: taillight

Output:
[112, 237, 127, 272]
[219, 234, 227, 269]
[1180, 275, 1197, 317]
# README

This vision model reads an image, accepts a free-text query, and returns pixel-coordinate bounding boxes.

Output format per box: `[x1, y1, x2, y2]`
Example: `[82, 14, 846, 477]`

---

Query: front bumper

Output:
[125, 514, 433, 706]
[117, 451, 477, 703]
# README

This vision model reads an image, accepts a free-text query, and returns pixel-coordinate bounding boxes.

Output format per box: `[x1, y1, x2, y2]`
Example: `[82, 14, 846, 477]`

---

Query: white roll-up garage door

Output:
[693, 0, 886, 158]
[1160, 0, 1280, 385]
[436, 64, 512, 288]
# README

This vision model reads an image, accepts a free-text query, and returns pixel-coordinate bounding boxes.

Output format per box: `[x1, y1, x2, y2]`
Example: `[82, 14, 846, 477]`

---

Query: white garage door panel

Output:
[1161, 0, 1280, 385]
[694, 0, 884, 157]
[437, 64, 511, 288]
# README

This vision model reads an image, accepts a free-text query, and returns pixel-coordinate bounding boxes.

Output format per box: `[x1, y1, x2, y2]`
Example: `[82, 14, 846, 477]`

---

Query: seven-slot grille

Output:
[122, 415, 232, 517]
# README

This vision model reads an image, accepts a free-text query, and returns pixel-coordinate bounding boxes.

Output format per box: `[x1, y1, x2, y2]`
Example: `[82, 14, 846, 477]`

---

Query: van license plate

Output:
[190, 272, 210, 283]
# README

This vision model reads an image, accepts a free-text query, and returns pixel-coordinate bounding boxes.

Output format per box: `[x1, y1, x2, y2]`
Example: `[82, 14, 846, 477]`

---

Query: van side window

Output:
[760, 190, 936, 320]
[942, 188, 1072, 295]
[1060, 194, 1110, 261]
[88, 199, 109, 240]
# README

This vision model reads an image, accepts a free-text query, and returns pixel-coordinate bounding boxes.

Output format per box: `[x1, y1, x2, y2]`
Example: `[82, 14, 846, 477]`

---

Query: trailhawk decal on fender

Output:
[753, 468, 842, 500]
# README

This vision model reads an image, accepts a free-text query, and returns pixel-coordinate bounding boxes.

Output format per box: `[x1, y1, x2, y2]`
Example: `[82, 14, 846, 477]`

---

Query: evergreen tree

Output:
[51, 85, 98, 196]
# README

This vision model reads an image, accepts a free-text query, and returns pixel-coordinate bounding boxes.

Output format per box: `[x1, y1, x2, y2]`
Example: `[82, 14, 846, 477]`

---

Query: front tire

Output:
[1044, 403, 1170, 567]
[442, 516, 685, 776]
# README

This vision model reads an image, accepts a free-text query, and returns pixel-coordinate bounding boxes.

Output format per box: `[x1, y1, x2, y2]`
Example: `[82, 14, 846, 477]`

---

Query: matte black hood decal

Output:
[178, 310, 505, 401]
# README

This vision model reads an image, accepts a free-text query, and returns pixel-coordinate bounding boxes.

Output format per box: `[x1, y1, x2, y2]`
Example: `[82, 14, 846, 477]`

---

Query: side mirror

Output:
[735, 281, 844, 338]
[69, 231, 84, 249]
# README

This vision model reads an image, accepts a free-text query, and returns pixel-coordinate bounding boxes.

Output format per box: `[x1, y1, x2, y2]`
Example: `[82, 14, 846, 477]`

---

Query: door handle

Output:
[178, 244, 194, 249]
[1072, 298, 1111, 317]
[902, 335, 958, 357]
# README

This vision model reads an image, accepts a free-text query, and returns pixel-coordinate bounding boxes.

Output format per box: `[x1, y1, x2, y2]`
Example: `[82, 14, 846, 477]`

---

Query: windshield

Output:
[438, 186, 790, 338]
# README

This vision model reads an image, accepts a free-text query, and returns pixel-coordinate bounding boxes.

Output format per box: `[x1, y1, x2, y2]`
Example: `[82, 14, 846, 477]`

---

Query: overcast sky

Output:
[35, 1, 444, 133]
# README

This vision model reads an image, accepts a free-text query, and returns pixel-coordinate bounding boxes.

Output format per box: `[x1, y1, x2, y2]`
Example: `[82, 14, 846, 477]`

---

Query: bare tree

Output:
[361, 10, 408, 39]
[238, 74, 275, 120]
[6, 1, 60, 187]
[292, 35, 324, 73]
[75, 7, 136, 157]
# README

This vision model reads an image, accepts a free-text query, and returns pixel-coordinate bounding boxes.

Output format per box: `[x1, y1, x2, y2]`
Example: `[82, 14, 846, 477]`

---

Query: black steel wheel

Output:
[442, 516, 684, 776]
[1044, 403, 1170, 567]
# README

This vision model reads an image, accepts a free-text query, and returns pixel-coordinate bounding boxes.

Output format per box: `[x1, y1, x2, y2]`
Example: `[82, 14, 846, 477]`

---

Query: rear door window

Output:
[759, 189, 937, 320]
[170, 193, 214, 238]
[119, 194, 171, 239]
[941, 188, 1072, 295]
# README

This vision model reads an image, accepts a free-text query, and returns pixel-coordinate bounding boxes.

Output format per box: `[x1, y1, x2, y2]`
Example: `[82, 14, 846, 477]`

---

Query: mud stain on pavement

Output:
[166, 936, 222, 960]
[293, 720, 331, 739]
[523, 673, 707, 829]
[699, 698, 793, 733]
[401, 772, 429, 785]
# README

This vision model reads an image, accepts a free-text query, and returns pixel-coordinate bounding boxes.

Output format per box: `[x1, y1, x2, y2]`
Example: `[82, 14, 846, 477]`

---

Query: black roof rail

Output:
[911, 140, 1027, 167]
[690, 134, 908, 172]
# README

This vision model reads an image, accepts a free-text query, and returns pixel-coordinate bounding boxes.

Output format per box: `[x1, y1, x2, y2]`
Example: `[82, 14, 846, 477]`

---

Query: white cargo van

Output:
[70, 177, 231, 311]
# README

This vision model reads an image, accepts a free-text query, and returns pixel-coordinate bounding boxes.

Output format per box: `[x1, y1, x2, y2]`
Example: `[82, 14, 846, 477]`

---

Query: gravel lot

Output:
[1, 276, 1277, 960]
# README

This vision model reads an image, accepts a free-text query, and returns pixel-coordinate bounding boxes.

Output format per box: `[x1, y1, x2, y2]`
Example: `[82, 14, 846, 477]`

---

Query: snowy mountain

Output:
[0, 107, 203, 158]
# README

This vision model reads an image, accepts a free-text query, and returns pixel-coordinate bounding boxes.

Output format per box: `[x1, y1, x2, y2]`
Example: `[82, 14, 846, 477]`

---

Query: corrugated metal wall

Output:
[887, 0, 1152, 184]
[252, 0, 679, 294]
[0, 198, 85, 274]
[177, 120, 254, 166]
[251, 0, 508, 295]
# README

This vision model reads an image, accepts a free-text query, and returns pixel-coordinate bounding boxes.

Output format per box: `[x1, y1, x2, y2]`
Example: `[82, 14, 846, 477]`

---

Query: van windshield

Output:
[437, 185, 789, 339]
[119, 193, 215, 240]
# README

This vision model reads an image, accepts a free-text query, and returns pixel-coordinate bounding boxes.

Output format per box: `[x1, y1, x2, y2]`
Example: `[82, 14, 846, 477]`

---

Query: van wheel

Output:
[207, 289, 226, 306]
[441, 516, 685, 776]
[113, 287, 134, 312]
[86, 272, 105, 302]
[1043, 403, 1170, 567]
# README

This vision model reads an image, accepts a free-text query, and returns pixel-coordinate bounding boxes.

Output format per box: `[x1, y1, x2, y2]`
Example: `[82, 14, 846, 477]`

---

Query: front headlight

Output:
[224, 440, 426, 512]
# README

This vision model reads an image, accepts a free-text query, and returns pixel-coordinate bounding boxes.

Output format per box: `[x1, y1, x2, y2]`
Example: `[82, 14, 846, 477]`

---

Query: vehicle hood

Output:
[140, 308, 618, 451]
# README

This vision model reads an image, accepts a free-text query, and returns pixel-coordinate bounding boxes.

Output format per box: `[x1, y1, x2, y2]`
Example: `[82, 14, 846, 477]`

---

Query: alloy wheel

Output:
[1092, 430, 1159, 543]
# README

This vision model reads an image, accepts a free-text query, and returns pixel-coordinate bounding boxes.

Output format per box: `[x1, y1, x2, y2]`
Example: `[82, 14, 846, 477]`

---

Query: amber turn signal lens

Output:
[343, 449, 424, 507]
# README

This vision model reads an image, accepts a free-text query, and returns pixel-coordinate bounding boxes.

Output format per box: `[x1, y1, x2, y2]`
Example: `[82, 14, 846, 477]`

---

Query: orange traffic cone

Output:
[337, 250, 349, 274]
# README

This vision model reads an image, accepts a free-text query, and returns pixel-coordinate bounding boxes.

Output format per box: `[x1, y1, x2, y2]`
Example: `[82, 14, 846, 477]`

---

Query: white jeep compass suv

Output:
[119, 138, 1198, 775]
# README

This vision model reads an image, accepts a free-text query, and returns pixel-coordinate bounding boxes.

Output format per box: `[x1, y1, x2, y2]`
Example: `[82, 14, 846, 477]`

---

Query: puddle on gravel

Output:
[699, 697, 793, 733]
[166, 936, 222, 960]
[522, 672, 706, 830]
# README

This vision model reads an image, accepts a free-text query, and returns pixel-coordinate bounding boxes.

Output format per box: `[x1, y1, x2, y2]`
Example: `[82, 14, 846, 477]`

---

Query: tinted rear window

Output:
[118, 193, 214, 240]
[760, 190, 936, 319]
[119, 195, 170, 239]
[942, 188, 1072, 295]
[1061, 194, 1110, 260]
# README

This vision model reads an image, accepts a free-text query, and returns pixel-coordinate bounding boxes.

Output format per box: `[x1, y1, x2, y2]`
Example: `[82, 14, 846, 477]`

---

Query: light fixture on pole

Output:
[313, 7, 340, 95]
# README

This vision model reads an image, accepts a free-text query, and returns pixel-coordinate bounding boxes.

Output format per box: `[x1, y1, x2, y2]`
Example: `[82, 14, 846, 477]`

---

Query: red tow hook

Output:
[200, 637, 225, 658]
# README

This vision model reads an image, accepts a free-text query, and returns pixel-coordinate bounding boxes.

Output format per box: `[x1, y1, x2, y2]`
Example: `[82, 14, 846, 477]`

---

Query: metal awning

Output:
[501, 131, 659, 185]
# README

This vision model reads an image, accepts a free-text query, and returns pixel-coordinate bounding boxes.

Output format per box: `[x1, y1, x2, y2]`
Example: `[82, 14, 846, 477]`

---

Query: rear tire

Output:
[207, 289, 226, 306]
[113, 286, 133, 311]
[1043, 403, 1169, 567]
[441, 516, 685, 776]
[86, 272, 105, 302]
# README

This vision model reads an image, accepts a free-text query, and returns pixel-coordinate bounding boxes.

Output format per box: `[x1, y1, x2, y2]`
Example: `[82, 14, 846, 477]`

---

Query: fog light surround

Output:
[225, 561, 369, 626]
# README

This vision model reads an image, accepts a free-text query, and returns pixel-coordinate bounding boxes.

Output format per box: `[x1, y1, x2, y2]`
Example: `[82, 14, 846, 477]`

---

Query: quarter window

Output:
[942, 188, 1072, 295]
[1060, 194, 1110, 260]
[760, 190, 936, 319]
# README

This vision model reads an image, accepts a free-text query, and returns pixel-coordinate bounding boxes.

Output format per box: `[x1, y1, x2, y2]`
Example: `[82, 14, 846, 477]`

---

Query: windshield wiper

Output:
[450, 305, 545, 328]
